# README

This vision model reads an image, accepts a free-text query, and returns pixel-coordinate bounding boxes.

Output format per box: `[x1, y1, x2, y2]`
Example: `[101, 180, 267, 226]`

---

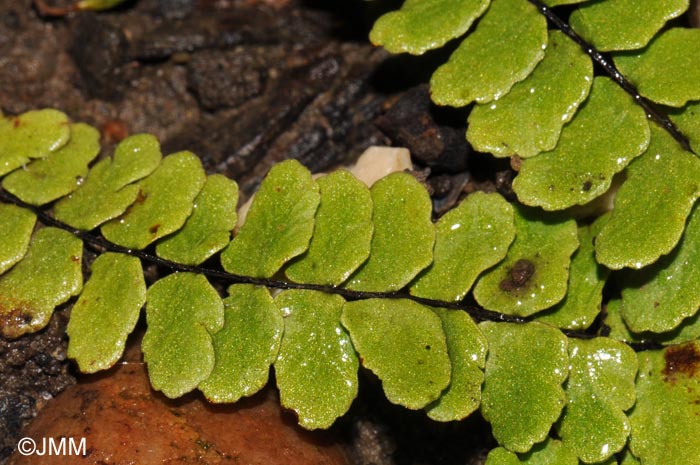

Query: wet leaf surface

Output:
[485, 438, 578, 465]
[569, 0, 689, 51]
[67, 253, 146, 373]
[0, 109, 70, 176]
[342, 298, 451, 410]
[479, 322, 569, 453]
[2, 123, 100, 206]
[101, 151, 206, 249]
[535, 215, 609, 330]
[543, 0, 590, 5]
[425, 308, 487, 422]
[53, 134, 162, 230]
[0, 203, 36, 274]
[221, 160, 320, 278]
[369, 0, 490, 55]
[473, 206, 578, 317]
[557, 338, 637, 463]
[595, 125, 700, 269]
[285, 170, 373, 286]
[620, 202, 700, 333]
[0, 2, 401, 456]
[614, 28, 700, 107]
[142, 273, 224, 398]
[605, 298, 700, 347]
[200, 284, 282, 403]
[0, 227, 82, 338]
[156, 174, 238, 265]
[346, 172, 434, 292]
[629, 342, 700, 465]
[274, 290, 357, 429]
[431, 0, 547, 106]
[410, 192, 515, 302]
[468, 31, 592, 158]
[512, 77, 649, 210]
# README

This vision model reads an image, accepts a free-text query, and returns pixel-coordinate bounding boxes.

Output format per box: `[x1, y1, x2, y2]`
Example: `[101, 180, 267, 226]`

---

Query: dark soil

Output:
[0, 311, 74, 460]
[0, 1, 502, 463]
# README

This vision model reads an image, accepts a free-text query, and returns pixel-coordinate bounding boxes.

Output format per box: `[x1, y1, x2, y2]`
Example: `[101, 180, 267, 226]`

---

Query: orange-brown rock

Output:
[9, 360, 349, 465]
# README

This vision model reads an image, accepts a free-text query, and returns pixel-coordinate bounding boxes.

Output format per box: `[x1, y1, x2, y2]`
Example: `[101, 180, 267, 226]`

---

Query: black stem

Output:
[527, 0, 695, 154]
[1, 188, 670, 349]
[0, 188, 524, 324]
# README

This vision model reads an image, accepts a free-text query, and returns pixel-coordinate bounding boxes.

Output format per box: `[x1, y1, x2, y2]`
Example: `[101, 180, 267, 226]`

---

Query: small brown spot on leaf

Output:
[499, 259, 535, 292]
[663, 343, 700, 383]
[135, 190, 148, 204]
[0, 301, 35, 338]
[120, 191, 147, 219]
[582, 180, 592, 191]
[149, 224, 161, 235]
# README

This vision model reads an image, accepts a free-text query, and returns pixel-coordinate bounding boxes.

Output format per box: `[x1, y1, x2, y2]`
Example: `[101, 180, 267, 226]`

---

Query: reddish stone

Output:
[9, 360, 349, 465]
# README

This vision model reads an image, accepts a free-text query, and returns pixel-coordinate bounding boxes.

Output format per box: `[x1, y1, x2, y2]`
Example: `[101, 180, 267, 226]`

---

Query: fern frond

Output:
[367, 0, 700, 461]
[0, 104, 697, 463]
[3, 0, 700, 456]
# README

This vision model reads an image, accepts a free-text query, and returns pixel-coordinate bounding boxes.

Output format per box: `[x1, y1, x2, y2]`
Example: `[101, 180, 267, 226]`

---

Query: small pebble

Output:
[348, 146, 412, 187]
